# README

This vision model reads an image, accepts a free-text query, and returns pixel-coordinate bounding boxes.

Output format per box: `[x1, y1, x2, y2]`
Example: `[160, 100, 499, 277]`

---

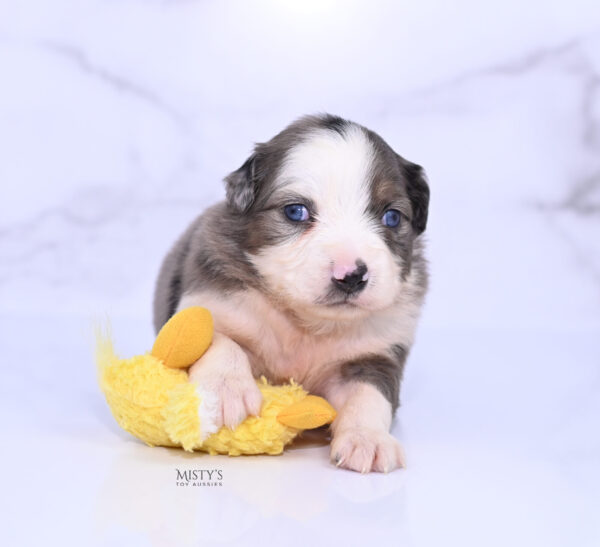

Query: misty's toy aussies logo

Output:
[175, 468, 223, 487]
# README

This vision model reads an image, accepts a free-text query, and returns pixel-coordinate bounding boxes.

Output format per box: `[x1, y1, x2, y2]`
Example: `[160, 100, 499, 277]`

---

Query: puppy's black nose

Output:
[331, 261, 369, 294]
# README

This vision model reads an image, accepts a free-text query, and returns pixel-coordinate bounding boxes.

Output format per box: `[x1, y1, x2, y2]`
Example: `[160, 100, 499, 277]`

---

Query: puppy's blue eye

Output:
[382, 209, 401, 228]
[284, 204, 309, 222]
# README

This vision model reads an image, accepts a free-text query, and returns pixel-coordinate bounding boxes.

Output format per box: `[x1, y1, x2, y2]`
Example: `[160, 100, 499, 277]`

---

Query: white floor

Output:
[2, 315, 598, 547]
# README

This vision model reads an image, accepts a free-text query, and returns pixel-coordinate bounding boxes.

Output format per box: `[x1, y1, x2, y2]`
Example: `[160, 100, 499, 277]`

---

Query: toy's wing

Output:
[151, 306, 213, 369]
[276, 395, 336, 429]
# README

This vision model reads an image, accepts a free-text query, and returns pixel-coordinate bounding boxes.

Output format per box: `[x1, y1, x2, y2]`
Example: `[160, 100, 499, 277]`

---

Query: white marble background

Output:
[1, 0, 599, 330]
[1, 2, 599, 546]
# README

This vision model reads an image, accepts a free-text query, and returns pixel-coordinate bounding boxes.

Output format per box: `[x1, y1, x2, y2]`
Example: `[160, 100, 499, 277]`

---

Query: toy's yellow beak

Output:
[276, 395, 337, 429]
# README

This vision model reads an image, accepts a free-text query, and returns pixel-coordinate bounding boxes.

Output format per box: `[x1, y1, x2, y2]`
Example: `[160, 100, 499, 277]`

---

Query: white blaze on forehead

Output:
[279, 126, 375, 235]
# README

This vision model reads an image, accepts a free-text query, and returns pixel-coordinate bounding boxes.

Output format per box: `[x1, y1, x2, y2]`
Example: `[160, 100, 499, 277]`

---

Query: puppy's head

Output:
[225, 114, 429, 321]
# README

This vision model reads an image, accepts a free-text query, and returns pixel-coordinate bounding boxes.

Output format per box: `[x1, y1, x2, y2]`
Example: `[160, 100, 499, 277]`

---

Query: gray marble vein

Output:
[39, 39, 188, 128]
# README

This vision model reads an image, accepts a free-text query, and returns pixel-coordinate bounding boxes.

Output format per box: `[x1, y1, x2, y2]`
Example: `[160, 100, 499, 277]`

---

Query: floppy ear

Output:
[224, 153, 258, 213]
[399, 157, 430, 235]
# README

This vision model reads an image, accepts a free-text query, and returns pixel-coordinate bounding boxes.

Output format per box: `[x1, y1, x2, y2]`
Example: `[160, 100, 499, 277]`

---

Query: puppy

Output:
[153, 114, 429, 473]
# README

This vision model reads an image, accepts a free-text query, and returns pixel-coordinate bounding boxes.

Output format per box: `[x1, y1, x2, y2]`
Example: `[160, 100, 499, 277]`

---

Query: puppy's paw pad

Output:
[331, 429, 405, 474]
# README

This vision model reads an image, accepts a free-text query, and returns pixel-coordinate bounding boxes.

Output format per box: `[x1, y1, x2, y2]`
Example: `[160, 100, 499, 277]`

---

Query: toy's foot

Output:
[188, 333, 262, 430]
[330, 428, 406, 473]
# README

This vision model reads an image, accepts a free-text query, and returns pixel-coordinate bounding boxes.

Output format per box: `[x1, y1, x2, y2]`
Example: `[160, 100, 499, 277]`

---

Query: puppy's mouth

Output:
[326, 303, 358, 310]
[316, 291, 361, 308]
[326, 298, 358, 307]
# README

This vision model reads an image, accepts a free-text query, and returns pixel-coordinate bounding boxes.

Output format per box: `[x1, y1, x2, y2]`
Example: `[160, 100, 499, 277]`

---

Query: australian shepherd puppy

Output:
[153, 114, 429, 473]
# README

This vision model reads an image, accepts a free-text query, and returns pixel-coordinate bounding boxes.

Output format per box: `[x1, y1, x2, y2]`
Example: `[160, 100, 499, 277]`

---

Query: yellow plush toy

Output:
[97, 307, 336, 455]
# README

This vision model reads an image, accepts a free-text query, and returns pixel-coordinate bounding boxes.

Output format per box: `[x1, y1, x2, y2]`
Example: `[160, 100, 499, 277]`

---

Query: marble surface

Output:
[0, 1, 599, 545]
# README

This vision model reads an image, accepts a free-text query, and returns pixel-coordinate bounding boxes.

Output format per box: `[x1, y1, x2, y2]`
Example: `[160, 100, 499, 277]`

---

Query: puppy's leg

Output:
[188, 332, 262, 431]
[327, 349, 407, 473]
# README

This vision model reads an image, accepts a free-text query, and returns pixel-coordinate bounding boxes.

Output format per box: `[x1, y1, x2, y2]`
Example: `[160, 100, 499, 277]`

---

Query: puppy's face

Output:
[225, 115, 429, 321]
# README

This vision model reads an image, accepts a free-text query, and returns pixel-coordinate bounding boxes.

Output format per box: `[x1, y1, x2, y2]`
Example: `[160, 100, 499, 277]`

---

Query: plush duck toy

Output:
[96, 307, 336, 455]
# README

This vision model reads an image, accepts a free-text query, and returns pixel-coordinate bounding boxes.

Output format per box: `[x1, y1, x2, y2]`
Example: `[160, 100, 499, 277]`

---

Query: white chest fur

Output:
[178, 287, 420, 392]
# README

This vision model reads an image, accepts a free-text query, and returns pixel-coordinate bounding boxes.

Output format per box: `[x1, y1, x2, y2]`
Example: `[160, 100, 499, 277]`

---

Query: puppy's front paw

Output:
[195, 372, 262, 430]
[188, 333, 262, 432]
[330, 428, 405, 473]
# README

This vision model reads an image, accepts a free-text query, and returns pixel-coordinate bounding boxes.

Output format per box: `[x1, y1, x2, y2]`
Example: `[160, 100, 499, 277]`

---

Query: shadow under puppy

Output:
[154, 114, 429, 473]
